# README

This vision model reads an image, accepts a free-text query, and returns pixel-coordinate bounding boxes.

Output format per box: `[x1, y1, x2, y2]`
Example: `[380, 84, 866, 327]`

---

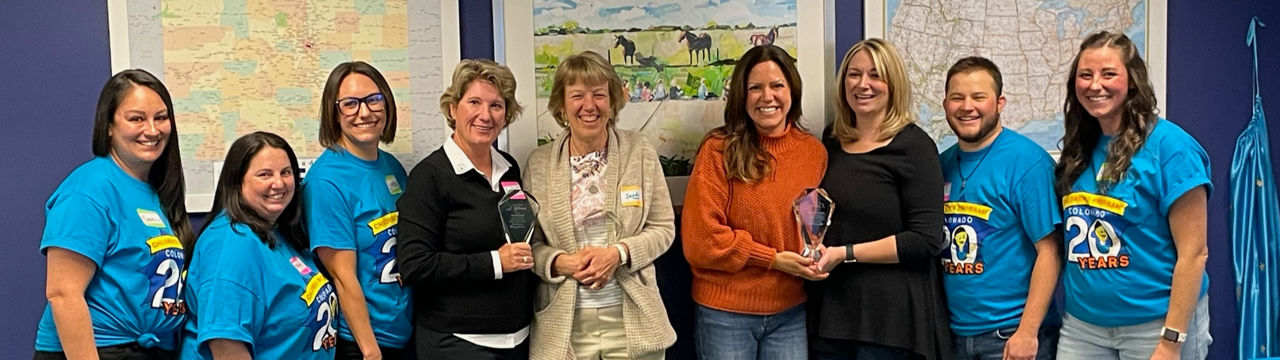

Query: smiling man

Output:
[938, 56, 1063, 360]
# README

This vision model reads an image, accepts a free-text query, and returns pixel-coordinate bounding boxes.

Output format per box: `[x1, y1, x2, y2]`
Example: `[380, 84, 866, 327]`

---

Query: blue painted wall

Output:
[1, 1, 1275, 358]
[0, 0, 111, 357]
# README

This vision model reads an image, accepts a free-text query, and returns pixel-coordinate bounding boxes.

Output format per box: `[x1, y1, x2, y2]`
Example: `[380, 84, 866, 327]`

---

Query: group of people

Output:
[682, 32, 1211, 360]
[34, 30, 1210, 360]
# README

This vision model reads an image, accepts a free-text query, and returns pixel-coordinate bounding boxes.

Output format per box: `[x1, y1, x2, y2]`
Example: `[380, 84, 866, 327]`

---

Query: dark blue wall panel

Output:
[1169, 2, 1280, 359]
[0, 0, 110, 357]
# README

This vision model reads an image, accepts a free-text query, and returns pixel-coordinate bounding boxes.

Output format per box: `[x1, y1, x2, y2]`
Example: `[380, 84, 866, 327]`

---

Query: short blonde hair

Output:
[546, 51, 627, 129]
[831, 38, 915, 142]
[439, 59, 524, 129]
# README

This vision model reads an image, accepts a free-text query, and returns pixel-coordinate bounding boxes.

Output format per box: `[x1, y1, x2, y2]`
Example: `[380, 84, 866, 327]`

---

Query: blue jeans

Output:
[1056, 296, 1211, 360]
[694, 304, 806, 360]
[952, 326, 1059, 360]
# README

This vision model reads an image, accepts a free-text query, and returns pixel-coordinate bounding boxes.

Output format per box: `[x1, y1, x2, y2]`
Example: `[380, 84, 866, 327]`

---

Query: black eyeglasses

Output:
[335, 93, 386, 115]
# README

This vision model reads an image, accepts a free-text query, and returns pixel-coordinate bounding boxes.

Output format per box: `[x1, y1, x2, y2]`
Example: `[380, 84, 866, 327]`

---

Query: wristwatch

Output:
[842, 244, 858, 263]
[1160, 326, 1186, 343]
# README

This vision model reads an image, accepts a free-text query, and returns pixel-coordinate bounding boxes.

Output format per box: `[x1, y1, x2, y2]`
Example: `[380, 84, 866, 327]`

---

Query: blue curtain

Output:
[1233, 17, 1279, 360]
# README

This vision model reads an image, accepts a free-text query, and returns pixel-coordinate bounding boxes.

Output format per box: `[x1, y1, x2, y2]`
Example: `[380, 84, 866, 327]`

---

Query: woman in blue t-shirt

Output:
[35, 69, 195, 360]
[1054, 31, 1212, 360]
[304, 61, 412, 360]
[181, 132, 338, 359]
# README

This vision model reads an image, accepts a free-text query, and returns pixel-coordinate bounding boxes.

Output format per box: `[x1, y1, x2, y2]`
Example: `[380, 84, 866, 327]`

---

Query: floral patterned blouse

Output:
[569, 144, 622, 307]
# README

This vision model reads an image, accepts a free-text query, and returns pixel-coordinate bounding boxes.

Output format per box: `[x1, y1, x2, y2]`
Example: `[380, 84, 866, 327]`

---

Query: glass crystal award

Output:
[498, 189, 540, 243]
[793, 188, 834, 261]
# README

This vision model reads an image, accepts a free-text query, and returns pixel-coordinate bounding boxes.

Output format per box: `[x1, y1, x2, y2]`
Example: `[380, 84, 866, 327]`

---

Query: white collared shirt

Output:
[443, 135, 511, 192]
[440, 135, 529, 348]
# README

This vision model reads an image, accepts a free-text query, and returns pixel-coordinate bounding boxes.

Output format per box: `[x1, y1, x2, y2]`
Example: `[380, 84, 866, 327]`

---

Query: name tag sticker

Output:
[385, 175, 402, 195]
[290, 256, 312, 276]
[137, 209, 166, 228]
[621, 186, 642, 207]
[500, 181, 521, 194]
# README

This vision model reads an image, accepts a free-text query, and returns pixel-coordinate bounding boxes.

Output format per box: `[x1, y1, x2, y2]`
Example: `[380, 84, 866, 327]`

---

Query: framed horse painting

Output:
[498, 0, 835, 205]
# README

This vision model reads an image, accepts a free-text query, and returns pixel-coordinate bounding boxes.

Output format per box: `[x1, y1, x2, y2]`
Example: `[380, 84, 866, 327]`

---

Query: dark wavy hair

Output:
[1055, 31, 1159, 195]
[319, 61, 398, 148]
[92, 69, 195, 250]
[199, 132, 307, 253]
[705, 45, 804, 183]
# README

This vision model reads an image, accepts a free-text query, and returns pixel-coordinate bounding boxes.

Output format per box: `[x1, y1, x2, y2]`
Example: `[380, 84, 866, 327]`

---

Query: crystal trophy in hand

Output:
[793, 188, 834, 261]
[498, 189, 540, 243]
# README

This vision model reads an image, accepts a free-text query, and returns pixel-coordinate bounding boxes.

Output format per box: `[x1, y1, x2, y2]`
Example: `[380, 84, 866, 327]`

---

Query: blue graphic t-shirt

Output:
[36, 156, 187, 351]
[939, 129, 1062, 336]
[303, 148, 411, 347]
[1062, 119, 1211, 326]
[181, 213, 338, 359]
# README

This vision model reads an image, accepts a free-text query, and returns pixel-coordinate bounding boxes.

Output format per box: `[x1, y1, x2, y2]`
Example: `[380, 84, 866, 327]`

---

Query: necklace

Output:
[569, 138, 607, 194]
[956, 147, 992, 194]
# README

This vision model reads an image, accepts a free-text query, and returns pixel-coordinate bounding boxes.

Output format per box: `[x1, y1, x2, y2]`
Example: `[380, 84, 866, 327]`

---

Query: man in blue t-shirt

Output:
[938, 57, 1062, 360]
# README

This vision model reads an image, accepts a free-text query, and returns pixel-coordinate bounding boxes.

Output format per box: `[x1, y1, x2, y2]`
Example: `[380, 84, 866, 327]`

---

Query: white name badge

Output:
[621, 186, 642, 207]
[137, 209, 166, 228]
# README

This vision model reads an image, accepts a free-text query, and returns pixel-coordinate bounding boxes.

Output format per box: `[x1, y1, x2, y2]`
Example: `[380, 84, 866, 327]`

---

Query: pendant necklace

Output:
[570, 138, 603, 194]
[957, 147, 992, 196]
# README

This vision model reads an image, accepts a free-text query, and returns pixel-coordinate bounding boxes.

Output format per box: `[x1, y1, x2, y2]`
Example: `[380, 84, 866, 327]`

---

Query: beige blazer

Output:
[523, 128, 677, 359]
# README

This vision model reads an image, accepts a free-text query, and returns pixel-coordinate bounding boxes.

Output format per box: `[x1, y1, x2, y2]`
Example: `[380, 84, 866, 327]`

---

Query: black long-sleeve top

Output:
[395, 147, 534, 334]
[808, 124, 951, 360]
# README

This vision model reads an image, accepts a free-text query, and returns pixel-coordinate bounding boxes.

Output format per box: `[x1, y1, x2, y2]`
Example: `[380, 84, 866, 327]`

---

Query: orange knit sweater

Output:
[681, 126, 827, 314]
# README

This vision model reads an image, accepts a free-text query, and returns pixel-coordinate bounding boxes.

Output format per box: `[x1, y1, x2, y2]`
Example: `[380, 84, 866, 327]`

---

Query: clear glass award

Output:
[793, 188, 834, 261]
[498, 189, 540, 243]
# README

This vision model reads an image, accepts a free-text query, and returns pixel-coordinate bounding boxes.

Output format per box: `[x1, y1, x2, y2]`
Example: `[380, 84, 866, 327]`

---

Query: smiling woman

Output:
[523, 51, 677, 360]
[34, 69, 194, 360]
[396, 59, 535, 360]
[304, 61, 413, 360]
[810, 38, 949, 360]
[681, 45, 827, 360]
[180, 132, 337, 360]
[1053, 31, 1212, 360]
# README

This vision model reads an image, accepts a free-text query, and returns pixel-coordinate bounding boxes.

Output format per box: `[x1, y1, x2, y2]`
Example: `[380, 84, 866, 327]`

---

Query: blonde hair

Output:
[439, 59, 524, 128]
[547, 51, 627, 129]
[831, 38, 914, 142]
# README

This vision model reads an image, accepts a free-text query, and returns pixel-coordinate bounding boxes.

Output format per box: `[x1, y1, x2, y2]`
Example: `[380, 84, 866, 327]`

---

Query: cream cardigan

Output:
[523, 128, 677, 359]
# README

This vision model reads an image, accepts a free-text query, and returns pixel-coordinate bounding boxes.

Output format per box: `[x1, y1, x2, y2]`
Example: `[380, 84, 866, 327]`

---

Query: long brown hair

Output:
[1055, 31, 1159, 195]
[92, 69, 195, 251]
[705, 45, 804, 183]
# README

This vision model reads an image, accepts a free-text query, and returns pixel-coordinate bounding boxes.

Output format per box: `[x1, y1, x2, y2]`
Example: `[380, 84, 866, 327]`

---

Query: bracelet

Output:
[614, 243, 630, 265]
